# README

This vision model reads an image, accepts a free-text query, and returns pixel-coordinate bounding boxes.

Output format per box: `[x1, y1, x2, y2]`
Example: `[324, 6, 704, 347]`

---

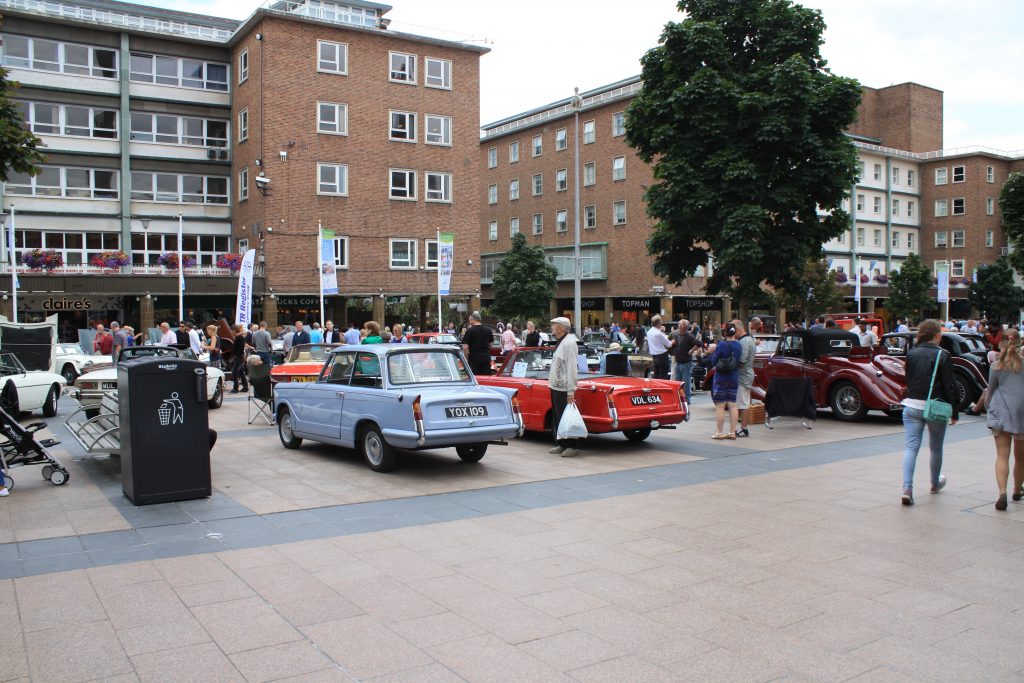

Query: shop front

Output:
[556, 298, 605, 328]
[12, 294, 125, 342]
[672, 296, 726, 330]
[612, 297, 660, 326]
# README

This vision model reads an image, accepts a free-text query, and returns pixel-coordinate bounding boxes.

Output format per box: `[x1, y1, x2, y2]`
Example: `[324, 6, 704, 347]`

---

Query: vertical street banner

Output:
[854, 266, 862, 302]
[438, 232, 454, 296]
[235, 249, 257, 326]
[319, 229, 338, 296]
[936, 262, 950, 303]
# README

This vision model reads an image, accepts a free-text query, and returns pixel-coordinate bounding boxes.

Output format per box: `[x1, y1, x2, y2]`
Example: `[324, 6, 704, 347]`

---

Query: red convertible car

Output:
[270, 343, 342, 383]
[753, 329, 905, 421]
[478, 348, 687, 441]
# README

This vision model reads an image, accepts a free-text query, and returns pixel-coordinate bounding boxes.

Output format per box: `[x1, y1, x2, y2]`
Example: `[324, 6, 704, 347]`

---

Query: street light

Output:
[572, 87, 583, 336]
[1, 206, 16, 323]
[139, 218, 151, 271]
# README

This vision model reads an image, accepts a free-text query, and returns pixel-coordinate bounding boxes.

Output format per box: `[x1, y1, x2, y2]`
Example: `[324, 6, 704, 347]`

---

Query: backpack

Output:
[715, 346, 738, 372]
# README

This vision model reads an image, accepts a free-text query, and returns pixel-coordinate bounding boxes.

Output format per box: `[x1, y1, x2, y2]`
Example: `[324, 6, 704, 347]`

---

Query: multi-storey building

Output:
[0, 0, 486, 338]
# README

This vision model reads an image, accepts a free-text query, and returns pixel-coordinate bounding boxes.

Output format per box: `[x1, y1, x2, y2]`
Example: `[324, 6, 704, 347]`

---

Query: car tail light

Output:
[606, 390, 618, 430]
[511, 390, 525, 435]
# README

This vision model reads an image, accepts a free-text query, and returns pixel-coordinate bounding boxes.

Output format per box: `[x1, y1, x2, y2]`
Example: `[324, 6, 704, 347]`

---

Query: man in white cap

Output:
[549, 316, 581, 457]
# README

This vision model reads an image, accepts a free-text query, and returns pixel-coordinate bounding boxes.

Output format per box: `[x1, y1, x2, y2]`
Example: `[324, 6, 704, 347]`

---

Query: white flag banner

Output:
[438, 232, 454, 296]
[235, 249, 257, 325]
[854, 268, 862, 301]
[937, 266, 950, 303]
[319, 229, 338, 296]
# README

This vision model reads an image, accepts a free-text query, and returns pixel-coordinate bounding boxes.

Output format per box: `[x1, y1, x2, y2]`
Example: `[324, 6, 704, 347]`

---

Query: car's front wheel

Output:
[42, 384, 59, 417]
[456, 444, 487, 462]
[61, 364, 78, 385]
[830, 381, 867, 421]
[1, 382, 19, 416]
[277, 406, 302, 449]
[208, 379, 224, 409]
[360, 424, 397, 472]
[623, 428, 652, 442]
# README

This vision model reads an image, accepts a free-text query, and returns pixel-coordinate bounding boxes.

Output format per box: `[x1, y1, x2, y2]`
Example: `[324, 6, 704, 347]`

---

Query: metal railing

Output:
[0, 263, 244, 276]
[482, 81, 643, 139]
[0, 0, 234, 41]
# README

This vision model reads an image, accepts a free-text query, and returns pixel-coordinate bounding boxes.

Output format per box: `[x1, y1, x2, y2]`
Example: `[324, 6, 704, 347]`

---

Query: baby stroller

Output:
[0, 406, 70, 489]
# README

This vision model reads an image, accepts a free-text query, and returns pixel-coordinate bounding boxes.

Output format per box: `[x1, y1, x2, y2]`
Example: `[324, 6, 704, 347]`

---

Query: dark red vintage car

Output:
[879, 331, 989, 410]
[478, 348, 687, 441]
[753, 329, 906, 421]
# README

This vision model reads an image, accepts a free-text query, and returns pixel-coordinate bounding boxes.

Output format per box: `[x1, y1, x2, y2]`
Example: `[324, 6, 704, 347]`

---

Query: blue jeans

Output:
[673, 361, 692, 402]
[257, 351, 272, 367]
[902, 407, 947, 490]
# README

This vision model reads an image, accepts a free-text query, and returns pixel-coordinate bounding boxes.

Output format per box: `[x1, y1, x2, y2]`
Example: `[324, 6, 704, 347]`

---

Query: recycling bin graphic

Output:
[118, 357, 211, 505]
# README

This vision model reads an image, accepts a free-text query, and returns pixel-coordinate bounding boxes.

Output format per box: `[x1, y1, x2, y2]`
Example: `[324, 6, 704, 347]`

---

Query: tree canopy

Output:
[0, 36, 45, 183]
[626, 0, 861, 315]
[491, 233, 558, 323]
[968, 257, 1024, 324]
[1000, 171, 1024, 277]
[886, 254, 932, 324]
[776, 257, 845, 323]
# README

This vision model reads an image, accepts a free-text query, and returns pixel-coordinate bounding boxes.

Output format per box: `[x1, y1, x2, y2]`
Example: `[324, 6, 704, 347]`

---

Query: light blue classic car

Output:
[273, 344, 525, 471]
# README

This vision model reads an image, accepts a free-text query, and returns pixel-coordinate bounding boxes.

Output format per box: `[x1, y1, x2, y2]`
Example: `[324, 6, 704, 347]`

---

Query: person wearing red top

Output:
[92, 323, 113, 355]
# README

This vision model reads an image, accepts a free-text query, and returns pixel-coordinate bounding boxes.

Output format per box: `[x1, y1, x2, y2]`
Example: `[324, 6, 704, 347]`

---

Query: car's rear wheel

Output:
[953, 372, 972, 411]
[623, 428, 652, 442]
[42, 384, 59, 417]
[208, 379, 224, 409]
[456, 444, 487, 462]
[830, 381, 867, 421]
[61, 364, 78, 385]
[361, 424, 397, 472]
[1, 382, 19, 417]
[277, 406, 302, 449]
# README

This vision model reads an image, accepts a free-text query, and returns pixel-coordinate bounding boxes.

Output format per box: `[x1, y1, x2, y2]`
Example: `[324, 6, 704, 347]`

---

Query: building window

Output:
[129, 112, 227, 147]
[487, 147, 497, 169]
[891, 167, 899, 185]
[986, 166, 995, 183]
[612, 111, 625, 137]
[873, 229, 882, 247]
[317, 163, 348, 196]
[907, 201, 915, 218]
[935, 199, 948, 217]
[389, 111, 416, 141]
[532, 213, 543, 235]
[424, 114, 451, 145]
[858, 161, 865, 180]
[318, 40, 348, 74]
[129, 52, 227, 91]
[873, 196, 882, 214]
[892, 230, 900, 248]
[856, 194, 864, 212]
[837, 231, 846, 244]
[585, 204, 596, 228]
[317, 102, 348, 135]
[856, 228, 865, 246]
[487, 184, 497, 205]
[951, 259, 965, 278]
[6, 165, 119, 199]
[556, 168, 567, 192]
[389, 239, 416, 268]
[555, 128, 567, 151]
[613, 200, 626, 225]
[508, 141, 519, 163]
[426, 172, 452, 202]
[584, 162, 595, 186]
[389, 169, 417, 200]
[238, 49, 248, 83]
[952, 230, 965, 247]
[239, 167, 249, 201]
[509, 179, 519, 201]
[238, 238, 248, 255]
[952, 198, 965, 215]
[18, 101, 118, 139]
[906, 170, 915, 187]
[612, 156, 625, 181]
[891, 199, 900, 216]
[986, 230, 994, 247]
[488, 221, 498, 241]
[935, 231, 947, 248]
[2, 35, 118, 78]
[129, 171, 226, 204]
[952, 165, 965, 183]
[17, 230, 124, 267]
[556, 209, 568, 233]
[583, 120, 595, 144]
[986, 197, 994, 215]
[389, 51, 416, 83]
[238, 108, 248, 142]
[333, 236, 348, 268]
[424, 57, 451, 89]
[873, 164, 881, 181]
[510, 217, 519, 236]
[935, 168, 947, 185]
[907, 232, 915, 250]
[425, 240, 439, 269]
[532, 134, 542, 157]
[532, 174, 542, 196]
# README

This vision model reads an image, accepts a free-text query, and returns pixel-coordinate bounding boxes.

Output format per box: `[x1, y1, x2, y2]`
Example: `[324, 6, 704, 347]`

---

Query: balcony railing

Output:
[481, 81, 643, 139]
[1, 263, 253, 276]
[0, 0, 235, 41]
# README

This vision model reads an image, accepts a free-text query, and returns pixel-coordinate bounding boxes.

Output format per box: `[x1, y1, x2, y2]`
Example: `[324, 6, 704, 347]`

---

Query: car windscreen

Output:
[502, 349, 601, 379]
[387, 351, 472, 385]
[287, 345, 333, 363]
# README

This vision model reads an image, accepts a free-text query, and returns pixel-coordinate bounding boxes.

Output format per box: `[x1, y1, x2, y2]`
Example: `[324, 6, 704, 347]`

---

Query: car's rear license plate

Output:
[631, 395, 662, 405]
[445, 405, 488, 418]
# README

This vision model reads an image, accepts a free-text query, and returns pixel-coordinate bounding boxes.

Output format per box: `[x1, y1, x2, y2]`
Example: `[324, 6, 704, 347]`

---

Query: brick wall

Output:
[850, 83, 943, 153]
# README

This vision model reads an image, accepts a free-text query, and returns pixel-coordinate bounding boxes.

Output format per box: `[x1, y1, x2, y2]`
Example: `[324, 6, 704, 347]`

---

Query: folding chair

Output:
[603, 353, 629, 376]
[248, 362, 275, 425]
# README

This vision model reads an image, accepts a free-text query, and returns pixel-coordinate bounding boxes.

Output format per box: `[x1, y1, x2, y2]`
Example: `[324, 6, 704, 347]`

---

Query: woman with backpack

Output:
[707, 323, 743, 440]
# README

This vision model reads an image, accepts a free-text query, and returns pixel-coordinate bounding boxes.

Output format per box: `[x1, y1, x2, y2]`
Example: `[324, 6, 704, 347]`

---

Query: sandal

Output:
[726, 433, 737, 440]
[711, 433, 728, 440]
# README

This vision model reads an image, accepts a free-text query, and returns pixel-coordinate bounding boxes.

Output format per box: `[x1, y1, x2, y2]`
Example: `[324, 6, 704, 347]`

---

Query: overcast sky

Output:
[159, 0, 1024, 152]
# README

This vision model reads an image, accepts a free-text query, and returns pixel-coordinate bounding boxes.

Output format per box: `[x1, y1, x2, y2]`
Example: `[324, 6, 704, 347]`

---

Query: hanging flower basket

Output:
[23, 248, 64, 271]
[833, 271, 848, 284]
[89, 250, 129, 270]
[859, 274, 869, 284]
[216, 253, 244, 272]
[157, 252, 197, 271]
[873, 274, 889, 285]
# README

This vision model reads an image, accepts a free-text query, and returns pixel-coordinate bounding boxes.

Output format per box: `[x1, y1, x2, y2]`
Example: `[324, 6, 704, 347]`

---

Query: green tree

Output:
[491, 233, 558, 323]
[777, 257, 845, 323]
[0, 56, 46, 182]
[626, 0, 862, 318]
[968, 257, 1024, 323]
[1000, 171, 1024, 276]
[886, 253, 932, 324]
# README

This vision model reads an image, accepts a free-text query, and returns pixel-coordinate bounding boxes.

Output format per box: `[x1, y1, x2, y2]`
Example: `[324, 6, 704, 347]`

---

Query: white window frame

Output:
[129, 171, 226, 204]
[952, 229, 965, 248]
[509, 179, 519, 201]
[424, 57, 451, 89]
[873, 196, 882, 214]
[907, 232, 915, 250]
[613, 200, 626, 225]
[3, 34, 118, 79]
[487, 184, 497, 205]
[856, 194, 864, 212]
[583, 120, 595, 144]
[425, 172, 452, 203]
[425, 239, 439, 269]
[389, 169, 417, 200]
[555, 128, 567, 151]
[556, 209, 568, 233]
[935, 199, 948, 217]
[612, 111, 625, 137]
[129, 112, 227, 147]
[907, 201, 915, 218]
[873, 164, 881, 181]
[891, 166, 899, 185]
[238, 238, 249, 254]
[238, 166, 249, 202]
[317, 101, 348, 135]
[532, 213, 543, 235]
[891, 199, 900, 216]
[556, 168, 567, 192]
[532, 174, 542, 196]
[857, 228, 865, 246]
[510, 217, 519, 236]
[532, 134, 542, 157]
[238, 108, 248, 142]
[238, 48, 248, 84]
[129, 52, 228, 91]
[583, 162, 595, 187]
[487, 147, 497, 169]
[389, 51, 416, 84]
[935, 231, 948, 248]
[584, 204, 596, 228]
[873, 229, 882, 247]
[612, 156, 625, 181]
[389, 238, 417, 269]
[389, 110, 417, 142]
[424, 114, 451, 146]
[986, 230, 994, 247]
[5, 165, 119, 200]
[488, 221, 498, 241]
[952, 165, 965, 183]
[951, 259, 965, 278]
[952, 197, 965, 215]
[19, 101, 119, 140]
[907, 170, 915, 187]
[891, 230, 900, 249]
[508, 141, 519, 163]
[333, 236, 349, 269]
[317, 163, 348, 196]
[935, 168, 947, 185]
[986, 197, 995, 215]
[317, 40, 348, 75]
[986, 166, 995, 183]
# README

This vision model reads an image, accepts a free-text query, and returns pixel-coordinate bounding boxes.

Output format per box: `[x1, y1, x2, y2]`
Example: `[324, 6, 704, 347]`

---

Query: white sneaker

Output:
[549, 446, 565, 455]
[0, 487, 9, 497]
[561, 448, 578, 457]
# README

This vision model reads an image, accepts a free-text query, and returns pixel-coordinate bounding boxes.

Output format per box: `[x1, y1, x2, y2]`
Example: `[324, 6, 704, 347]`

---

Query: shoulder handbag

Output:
[922, 348, 953, 423]
[715, 343, 738, 372]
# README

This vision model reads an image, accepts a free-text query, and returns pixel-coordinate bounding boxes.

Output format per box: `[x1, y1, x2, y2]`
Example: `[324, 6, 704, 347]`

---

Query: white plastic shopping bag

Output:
[556, 403, 589, 440]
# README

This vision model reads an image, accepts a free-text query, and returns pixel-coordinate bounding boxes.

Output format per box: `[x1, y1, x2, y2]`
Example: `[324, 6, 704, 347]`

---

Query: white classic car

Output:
[0, 352, 67, 417]
[74, 345, 225, 413]
[54, 343, 111, 384]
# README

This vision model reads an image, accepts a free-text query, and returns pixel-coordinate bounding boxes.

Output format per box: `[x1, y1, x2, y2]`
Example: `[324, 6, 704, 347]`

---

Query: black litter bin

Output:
[118, 357, 211, 505]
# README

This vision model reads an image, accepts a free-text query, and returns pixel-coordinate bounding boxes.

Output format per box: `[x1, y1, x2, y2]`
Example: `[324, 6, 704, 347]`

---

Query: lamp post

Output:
[177, 212, 184, 323]
[2, 206, 16, 322]
[571, 87, 582, 336]
[139, 218, 151, 271]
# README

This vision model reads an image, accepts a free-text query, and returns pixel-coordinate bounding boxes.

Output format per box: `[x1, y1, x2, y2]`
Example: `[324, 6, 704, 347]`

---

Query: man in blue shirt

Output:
[309, 322, 324, 343]
[344, 323, 361, 345]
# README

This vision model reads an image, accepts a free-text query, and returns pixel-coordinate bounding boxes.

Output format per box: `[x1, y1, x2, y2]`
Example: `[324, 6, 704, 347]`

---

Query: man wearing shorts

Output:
[734, 319, 757, 437]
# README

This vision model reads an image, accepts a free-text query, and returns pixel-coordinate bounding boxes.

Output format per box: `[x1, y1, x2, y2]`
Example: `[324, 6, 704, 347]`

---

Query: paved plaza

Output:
[1, 392, 1023, 682]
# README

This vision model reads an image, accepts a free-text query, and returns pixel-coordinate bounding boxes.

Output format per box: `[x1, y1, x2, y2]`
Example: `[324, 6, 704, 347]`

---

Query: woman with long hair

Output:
[900, 319, 958, 506]
[985, 329, 1024, 510]
[203, 324, 222, 369]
